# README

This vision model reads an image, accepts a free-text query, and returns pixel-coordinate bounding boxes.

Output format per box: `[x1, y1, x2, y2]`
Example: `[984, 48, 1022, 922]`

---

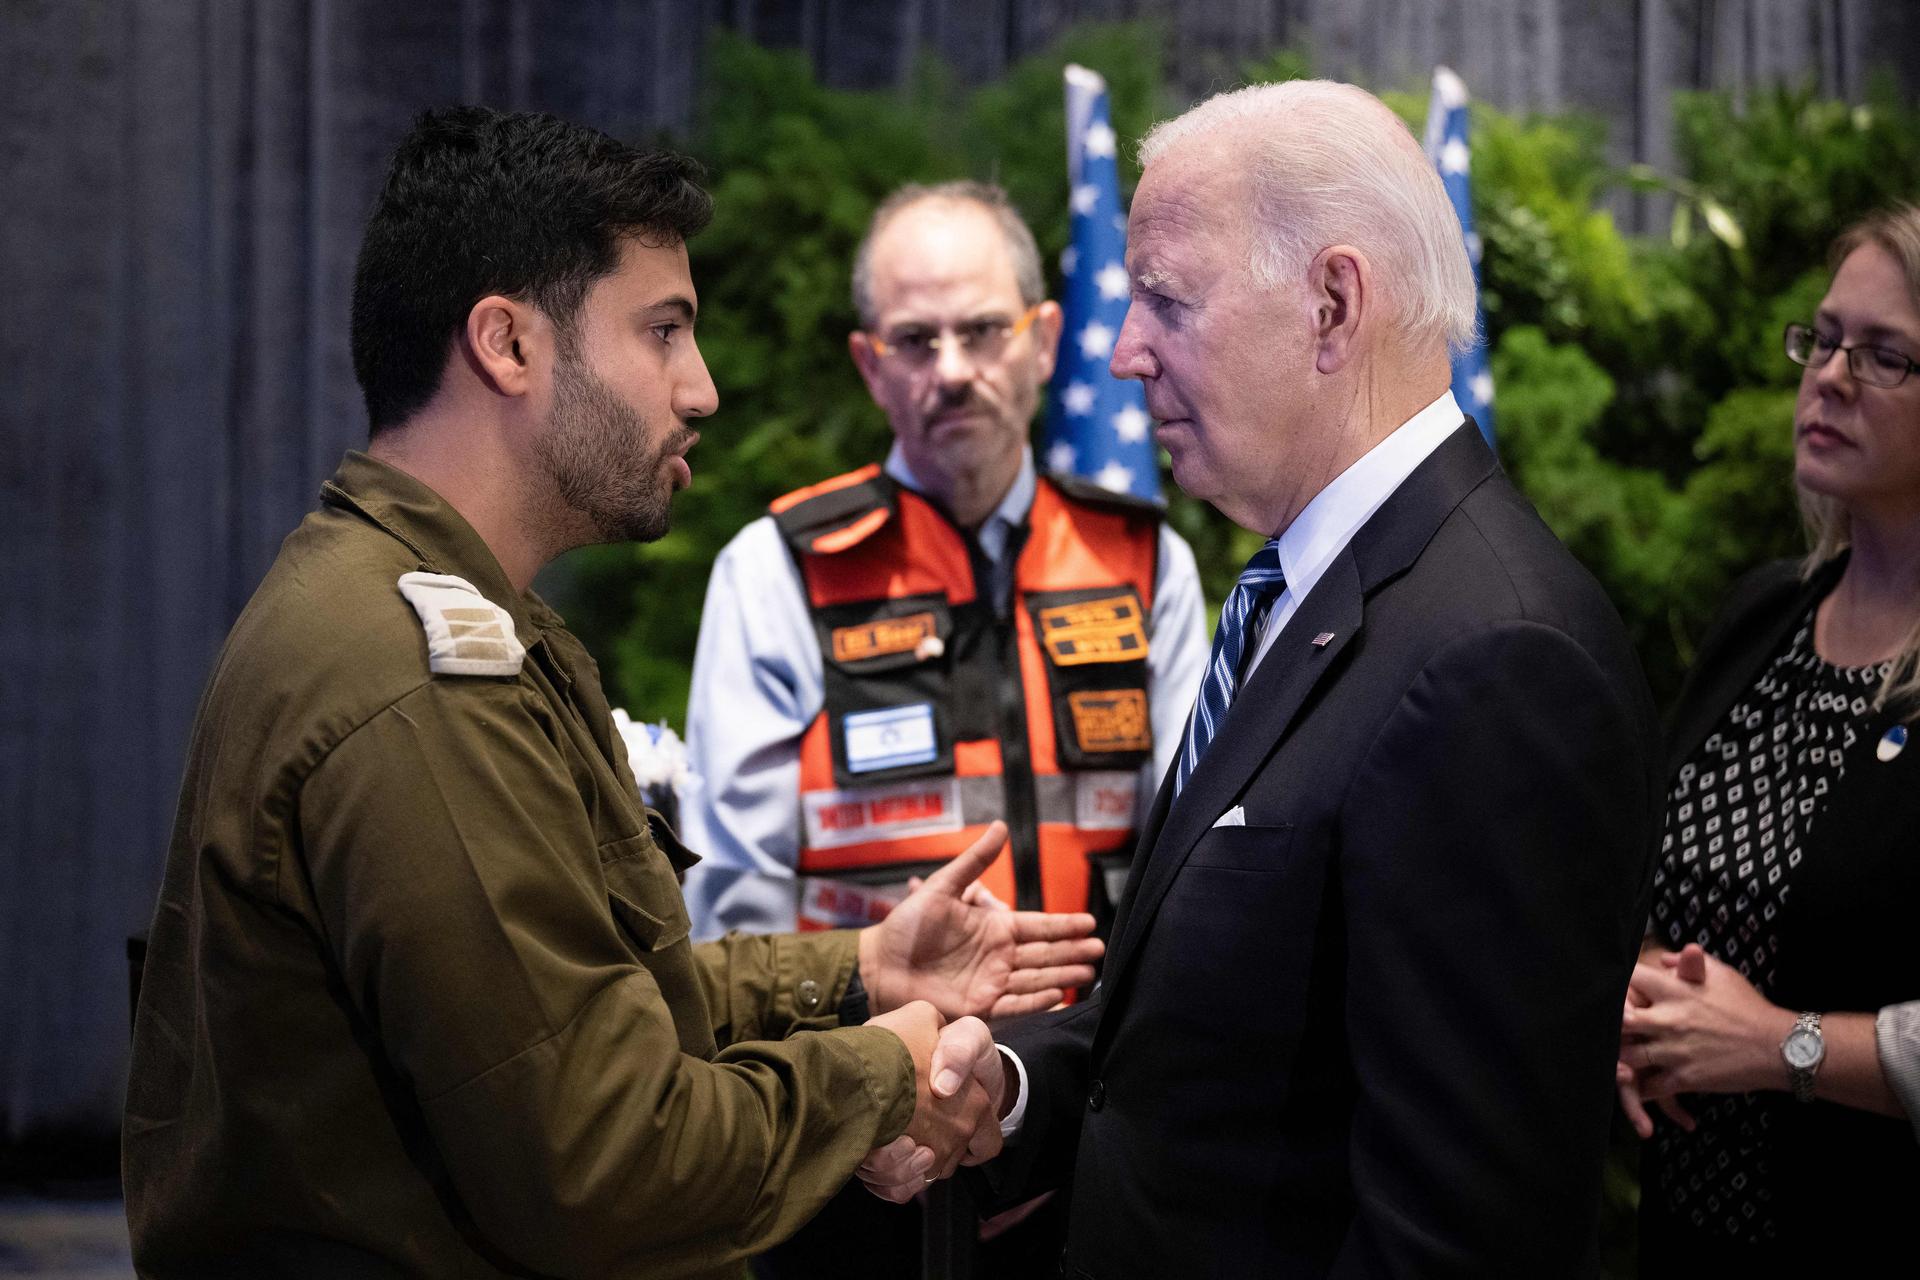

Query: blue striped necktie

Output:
[1176, 539, 1287, 795]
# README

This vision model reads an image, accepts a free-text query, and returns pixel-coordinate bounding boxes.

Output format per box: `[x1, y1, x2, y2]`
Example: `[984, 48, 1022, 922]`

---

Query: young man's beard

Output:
[535, 349, 691, 546]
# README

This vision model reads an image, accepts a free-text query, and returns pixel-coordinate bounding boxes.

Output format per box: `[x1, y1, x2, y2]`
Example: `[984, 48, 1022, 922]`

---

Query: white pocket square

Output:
[1210, 805, 1247, 829]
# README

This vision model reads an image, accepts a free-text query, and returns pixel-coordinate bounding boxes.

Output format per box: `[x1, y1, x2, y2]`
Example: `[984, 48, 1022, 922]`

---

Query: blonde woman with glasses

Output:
[1619, 205, 1920, 1270]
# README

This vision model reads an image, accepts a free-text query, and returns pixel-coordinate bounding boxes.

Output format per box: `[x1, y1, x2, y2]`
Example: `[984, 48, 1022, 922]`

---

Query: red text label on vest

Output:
[1073, 770, 1140, 830]
[802, 777, 967, 850]
[798, 875, 908, 930]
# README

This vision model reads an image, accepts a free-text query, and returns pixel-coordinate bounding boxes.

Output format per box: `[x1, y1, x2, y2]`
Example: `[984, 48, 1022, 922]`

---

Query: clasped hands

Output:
[1615, 941, 1796, 1138]
[859, 1002, 1010, 1201]
[852, 821, 1098, 1200]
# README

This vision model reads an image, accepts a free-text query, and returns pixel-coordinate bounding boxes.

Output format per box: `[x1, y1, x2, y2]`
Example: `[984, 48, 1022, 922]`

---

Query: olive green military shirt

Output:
[124, 452, 915, 1278]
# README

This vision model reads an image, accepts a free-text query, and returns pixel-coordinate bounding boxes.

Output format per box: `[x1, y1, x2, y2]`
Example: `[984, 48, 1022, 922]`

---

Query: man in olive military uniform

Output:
[123, 107, 1099, 1279]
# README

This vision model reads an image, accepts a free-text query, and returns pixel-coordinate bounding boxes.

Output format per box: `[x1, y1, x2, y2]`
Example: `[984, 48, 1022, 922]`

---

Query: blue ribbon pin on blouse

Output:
[1878, 724, 1908, 763]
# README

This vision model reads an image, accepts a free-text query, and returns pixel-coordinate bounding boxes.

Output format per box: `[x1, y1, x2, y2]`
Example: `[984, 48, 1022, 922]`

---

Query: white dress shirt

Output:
[1246, 389, 1466, 677]
[677, 444, 1211, 940]
[997, 390, 1468, 1138]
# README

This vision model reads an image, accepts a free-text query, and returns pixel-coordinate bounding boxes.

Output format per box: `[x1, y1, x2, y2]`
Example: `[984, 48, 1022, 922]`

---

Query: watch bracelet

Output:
[1786, 1010, 1823, 1103]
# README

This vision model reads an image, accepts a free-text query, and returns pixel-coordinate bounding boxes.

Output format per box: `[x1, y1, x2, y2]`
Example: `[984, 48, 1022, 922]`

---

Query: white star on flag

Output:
[1440, 138, 1470, 175]
[1464, 231, 1483, 265]
[1093, 461, 1134, 493]
[1471, 370, 1495, 406]
[1042, 63, 1162, 501]
[1078, 321, 1115, 361]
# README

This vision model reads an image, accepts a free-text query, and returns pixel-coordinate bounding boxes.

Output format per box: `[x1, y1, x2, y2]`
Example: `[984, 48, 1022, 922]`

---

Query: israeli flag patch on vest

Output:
[843, 703, 938, 773]
[397, 571, 526, 677]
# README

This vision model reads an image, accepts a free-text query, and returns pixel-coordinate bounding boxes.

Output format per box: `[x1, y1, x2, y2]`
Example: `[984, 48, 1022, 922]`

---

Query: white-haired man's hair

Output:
[1140, 80, 1478, 356]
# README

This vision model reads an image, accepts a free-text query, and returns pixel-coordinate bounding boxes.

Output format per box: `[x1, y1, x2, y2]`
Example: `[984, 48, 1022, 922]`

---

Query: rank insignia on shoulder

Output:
[397, 571, 526, 677]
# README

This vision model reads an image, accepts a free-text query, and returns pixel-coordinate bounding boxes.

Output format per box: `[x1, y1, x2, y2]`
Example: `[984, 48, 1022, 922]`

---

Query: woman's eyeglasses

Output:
[1784, 322, 1920, 389]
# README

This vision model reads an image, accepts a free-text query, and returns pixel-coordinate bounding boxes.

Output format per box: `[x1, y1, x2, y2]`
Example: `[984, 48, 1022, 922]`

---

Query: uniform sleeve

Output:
[299, 677, 913, 1279]
[1147, 524, 1209, 783]
[679, 518, 823, 939]
[1333, 621, 1656, 1276]
[690, 928, 867, 1046]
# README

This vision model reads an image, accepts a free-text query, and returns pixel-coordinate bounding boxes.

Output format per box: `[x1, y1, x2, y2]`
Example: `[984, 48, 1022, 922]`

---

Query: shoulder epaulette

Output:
[771, 468, 899, 556]
[1042, 471, 1167, 521]
[396, 571, 526, 677]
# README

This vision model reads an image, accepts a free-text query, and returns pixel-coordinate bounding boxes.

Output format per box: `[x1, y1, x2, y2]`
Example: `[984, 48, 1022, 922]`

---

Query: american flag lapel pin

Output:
[1312, 632, 1335, 648]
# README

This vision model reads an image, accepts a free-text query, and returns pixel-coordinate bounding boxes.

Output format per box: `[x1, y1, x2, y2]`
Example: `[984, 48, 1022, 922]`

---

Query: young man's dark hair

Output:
[349, 106, 711, 433]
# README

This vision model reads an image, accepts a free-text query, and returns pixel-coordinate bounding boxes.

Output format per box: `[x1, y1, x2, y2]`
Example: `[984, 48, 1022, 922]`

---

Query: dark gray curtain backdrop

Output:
[0, 0, 716, 1144]
[3, 0, 1913, 1146]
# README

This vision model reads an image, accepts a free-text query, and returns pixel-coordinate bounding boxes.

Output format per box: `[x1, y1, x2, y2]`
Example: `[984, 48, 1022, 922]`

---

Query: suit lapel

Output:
[1102, 422, 1499, 995]
[1103, 551, 1363, 989]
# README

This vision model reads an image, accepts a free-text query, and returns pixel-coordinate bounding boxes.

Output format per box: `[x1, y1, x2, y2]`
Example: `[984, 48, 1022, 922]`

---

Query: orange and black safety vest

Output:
[771, 463, 1163, 936]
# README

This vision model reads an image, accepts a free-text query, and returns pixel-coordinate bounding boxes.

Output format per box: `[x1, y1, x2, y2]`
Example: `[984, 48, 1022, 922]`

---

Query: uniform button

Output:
[1087, 1079, 1106, 1112]
[797, 978, 821, 1011]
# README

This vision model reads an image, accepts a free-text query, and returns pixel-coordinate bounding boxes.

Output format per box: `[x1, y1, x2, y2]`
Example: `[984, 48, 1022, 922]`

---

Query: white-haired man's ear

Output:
[1309, 245, 1369, 375]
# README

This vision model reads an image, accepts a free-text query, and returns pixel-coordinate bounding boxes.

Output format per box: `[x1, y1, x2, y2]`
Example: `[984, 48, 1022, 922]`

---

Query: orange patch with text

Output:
[1067, 689, 1152, 753]
[1038, 595, 1148, 666]
[831, 612, 938, 663]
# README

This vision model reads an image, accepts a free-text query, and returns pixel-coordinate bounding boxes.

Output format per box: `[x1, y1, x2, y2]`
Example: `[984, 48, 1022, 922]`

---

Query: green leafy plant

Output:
[557, 25, 1920, 725]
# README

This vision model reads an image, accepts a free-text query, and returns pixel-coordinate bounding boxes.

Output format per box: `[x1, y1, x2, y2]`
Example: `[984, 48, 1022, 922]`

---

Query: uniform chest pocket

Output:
[600, 830, 692, 952]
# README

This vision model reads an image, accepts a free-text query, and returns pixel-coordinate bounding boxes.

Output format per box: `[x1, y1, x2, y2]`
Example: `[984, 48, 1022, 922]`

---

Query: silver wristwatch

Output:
[1781, 1011, 1825, 1102]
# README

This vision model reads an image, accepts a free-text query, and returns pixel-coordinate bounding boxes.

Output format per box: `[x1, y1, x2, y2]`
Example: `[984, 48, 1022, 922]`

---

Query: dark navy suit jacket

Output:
[987, 424, 1663, 1278]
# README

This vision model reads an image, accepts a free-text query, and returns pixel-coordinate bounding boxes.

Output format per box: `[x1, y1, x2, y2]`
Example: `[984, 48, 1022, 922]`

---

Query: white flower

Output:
[610, 708, 700, 795]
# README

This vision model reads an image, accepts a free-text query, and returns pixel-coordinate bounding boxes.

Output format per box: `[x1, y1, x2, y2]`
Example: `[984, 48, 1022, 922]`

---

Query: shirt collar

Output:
[320, 450, 550, 643]
[883, 443, 1037, 565]
[1273, 389, 1463, 599]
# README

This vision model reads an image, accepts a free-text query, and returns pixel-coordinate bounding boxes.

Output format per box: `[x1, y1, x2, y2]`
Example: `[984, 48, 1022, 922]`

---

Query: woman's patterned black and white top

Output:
[1647, 609, 1894, 1245]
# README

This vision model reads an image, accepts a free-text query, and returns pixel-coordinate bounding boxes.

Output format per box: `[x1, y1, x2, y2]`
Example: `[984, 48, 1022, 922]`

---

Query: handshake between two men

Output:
[845, 820, 1091, 1203]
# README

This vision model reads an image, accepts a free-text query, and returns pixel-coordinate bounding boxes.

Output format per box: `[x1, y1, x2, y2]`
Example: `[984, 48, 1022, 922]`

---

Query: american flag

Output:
[1041, 64, 1160, 501]
[1422, 66, 1495, 446]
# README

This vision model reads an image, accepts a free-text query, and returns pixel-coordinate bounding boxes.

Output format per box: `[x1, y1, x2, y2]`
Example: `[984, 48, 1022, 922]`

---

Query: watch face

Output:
[1785, 1028, 1823, 1069]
